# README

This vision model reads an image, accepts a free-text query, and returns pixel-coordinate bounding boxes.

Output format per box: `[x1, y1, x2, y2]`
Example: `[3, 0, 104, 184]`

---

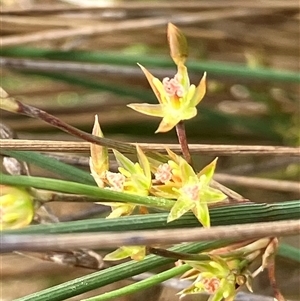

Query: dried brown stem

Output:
[0, 57, 171, 78]
[215, 173, 300, 194]
[1, 9, 273, 47]
[2, 0, 298, 15]
[1, 220, 299, 253]
[2, 139, 299, 156]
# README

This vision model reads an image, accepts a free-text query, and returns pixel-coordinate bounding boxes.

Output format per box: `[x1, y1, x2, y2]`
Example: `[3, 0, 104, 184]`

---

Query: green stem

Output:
[82, 264, 191, 301]
[278, 243, 300, 263]
[3, 199, 300, 235]
[0, 150, 95, 185]
[0, 173, 175, 210]
[14, 240, 228, 301]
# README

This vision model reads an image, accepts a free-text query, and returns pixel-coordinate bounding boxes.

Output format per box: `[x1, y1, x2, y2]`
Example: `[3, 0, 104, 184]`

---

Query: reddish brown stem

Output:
[15, 99, 135, 153]
[267, 259, 286, 301]
[175, 121, 192, 165]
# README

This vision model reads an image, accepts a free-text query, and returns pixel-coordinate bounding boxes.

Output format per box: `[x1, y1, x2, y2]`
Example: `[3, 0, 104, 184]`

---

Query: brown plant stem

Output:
[2, 139, 299, 156]
[175, 121, 192, 165]
[215, 173, 300, 194]
[267, 259, 286, 301]
[1, 220, 299, 253]
[6, 96, 136, 154]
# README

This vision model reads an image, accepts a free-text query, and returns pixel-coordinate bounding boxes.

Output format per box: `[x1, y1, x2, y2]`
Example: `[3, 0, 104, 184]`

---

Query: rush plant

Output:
[0, 23, 293, 301]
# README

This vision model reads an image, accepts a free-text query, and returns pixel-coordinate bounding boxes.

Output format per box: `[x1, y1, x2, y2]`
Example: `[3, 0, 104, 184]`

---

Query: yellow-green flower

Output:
[128, 23, 206, 133]
[178, 256, 250, 301]
[151, 149, 226, 227]
[104, 245, 146, 261]
[89, 115, 152, 218]
[0, 185, 34, 230]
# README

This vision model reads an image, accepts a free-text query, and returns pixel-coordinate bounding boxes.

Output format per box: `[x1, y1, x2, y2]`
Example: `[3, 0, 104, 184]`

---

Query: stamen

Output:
[202, 277, 220, 293]
[106, 171, 126, 191]
[181, 184, 200, 201]
[162, 76, 184, 98]
[155, 163, 172, 183]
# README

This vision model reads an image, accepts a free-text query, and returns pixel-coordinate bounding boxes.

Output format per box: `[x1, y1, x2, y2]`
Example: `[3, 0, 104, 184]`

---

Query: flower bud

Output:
[0, 87, 20, 113]
[167, 23, 188, 65]
[0, 185, 34, 230]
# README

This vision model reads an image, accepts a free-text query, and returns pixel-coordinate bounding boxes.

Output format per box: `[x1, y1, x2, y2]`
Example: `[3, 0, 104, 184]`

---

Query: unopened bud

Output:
[0, 185, 34, 230]
[167, 23, 188, 65]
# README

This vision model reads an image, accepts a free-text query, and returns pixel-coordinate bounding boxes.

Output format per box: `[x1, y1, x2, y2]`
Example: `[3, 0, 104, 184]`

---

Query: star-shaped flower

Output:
[178, 255, 254, 301]
[128, 23, 206, 133]
[151, 149, 226, 227]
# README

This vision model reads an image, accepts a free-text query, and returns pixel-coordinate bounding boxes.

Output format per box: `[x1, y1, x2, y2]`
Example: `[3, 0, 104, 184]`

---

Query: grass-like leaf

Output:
[82, 264, 191, 301]
[2, 198, 300, 235]
[0, 173, 175, 210]
[13, 240, 229, 301]
[1, 150, 95, 185]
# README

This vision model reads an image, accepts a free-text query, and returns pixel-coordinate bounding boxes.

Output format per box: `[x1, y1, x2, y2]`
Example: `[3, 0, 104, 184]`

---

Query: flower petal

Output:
[137, 64, 163, 104]
[136, 145, 151, 181]
[197, 158, 218, 185]
[179, 158, 197, 185]
[107, 204, 135, 218]
[177, 63, 190, 90]
[113, 149, 136, 175]
[192, 202, 210, 227]
[151, 184, 178, 199]
[201, 187, 227, 203]
[155, 116, 180, 133]
[181, 107, 197, 121]
[89, 159, 105, 188]
[103, 247, 130, 261]
[90, 115, 109, 177]
[189, 72, 207, 107]
[127, 103, 164, 117]
[104, 246, 146, 261]
[167, 197, 194, 223]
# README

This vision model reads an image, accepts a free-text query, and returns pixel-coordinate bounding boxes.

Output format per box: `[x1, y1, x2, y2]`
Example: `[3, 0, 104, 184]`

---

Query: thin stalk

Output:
[8, 95, 135, 154]
[13, 240, 229, 301]
[175, 121, 192, 165]
[267, 260, 285, 301]
[2, 140, 299, 156]
[1, 150, 95, 185]
[82, 264, 191, 301]
[0, 173, 175, 210]
[278, 244, 300, 263]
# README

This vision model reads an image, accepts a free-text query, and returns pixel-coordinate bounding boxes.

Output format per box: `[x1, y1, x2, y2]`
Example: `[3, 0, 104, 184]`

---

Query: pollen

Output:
[181, 184, 200, 201]
[155, 163, 172, 183]
[162, 76, 184, 98]
[106, 171, 126, 191]
[202, 277, 220, 293]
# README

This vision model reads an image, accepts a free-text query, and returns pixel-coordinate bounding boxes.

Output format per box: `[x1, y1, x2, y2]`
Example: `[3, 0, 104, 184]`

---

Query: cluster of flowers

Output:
[1, 23, 277, 301]
[89, 114, 226, 260]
